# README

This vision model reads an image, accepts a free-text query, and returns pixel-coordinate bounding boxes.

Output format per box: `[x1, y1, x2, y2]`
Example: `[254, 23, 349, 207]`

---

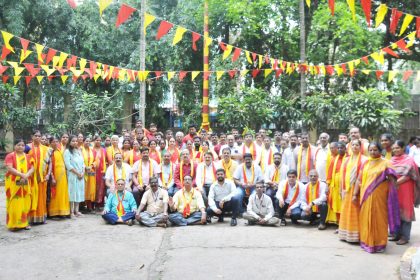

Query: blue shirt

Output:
[105, 191, 137, 214]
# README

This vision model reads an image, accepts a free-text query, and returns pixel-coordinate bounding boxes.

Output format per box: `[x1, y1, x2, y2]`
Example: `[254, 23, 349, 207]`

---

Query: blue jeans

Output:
[169, 211, 202, 226]
[265, 186, 277, 207]
[168, 185, 180, 197]
[102, 211, 135, 225]
[236, 186, 255, 213]
[279, 203, 303, 222]
[206, 197, 240, 219]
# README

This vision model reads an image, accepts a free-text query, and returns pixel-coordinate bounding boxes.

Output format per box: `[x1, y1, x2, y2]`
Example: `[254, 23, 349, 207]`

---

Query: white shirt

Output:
[219, 144, 241, 160]
[233, 163, 264, 185]
[208, 179, 237, 212]
[259, 146, 277, 172]
[195, 162, 217, 188]
[264, 164, 289, 184]
[132, 159, 161, 186]
[303, 181, 327, 206]
[275, 180, 306, 210]
[315, 145, 330, 182]
[409, 146, 420, 167]
[239, 142, 262, 164]
[158, 162, 175, 189]
[282, 146, 296, 170]
[247, 193, 275, 220]
[105, 162, 132, 191]
[294, 145, 315, 183]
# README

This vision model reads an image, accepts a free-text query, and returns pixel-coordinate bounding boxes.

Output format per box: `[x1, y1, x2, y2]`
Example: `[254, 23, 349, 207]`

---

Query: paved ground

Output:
[0, 186, 418, 280]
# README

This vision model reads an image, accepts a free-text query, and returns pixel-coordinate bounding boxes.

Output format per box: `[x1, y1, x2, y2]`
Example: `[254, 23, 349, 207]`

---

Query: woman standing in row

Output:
[82, 137, 96, 212]
[92, 135, 106, 208]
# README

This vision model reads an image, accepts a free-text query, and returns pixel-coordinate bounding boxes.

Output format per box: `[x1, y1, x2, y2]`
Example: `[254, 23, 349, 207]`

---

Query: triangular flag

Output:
[156, 21, 173, 40]
[55, 67, 69, 76]
[154, 71, 162, 79]
[36, 76, 44, 84]
[70, 67, 82, 77]
[341, 63, 347, 74]
[7, 62, 25, 76]
[222, 45, 233, 60]
[402, 70, 413, 81]
[79, 58, 87, 72]
[35, 44, 44, 64]
[251, 69, 260, 78]
[20, 49, 32, 63]
[118, 68, 126, 81]
[172, 26, 187, 46]
[93, 74, 101, 82]
[371, 52, 384, 65]
[390, 9, 403, 35]
[388, 70, 397, 82]
[383, 47, 399, 58]
[334, 65, 343, 76]
[228, 70, 236, 78]
[24, 64, 40, 76]
[20, 38, 30, 53]
[25, 76, 34, 86]
[0, 64, 8, 75]
[361, 70, 370, 75]
[99, 0, 112, 16]
[240, 70, 249, 77]
[1, 45, 12, 61]
[216, 71, 224, 80]
[348, 61, 355, 76]
[1, 31, 15, 53]
[275, 69, 283, 78]
[375, 4, 388, 28]
[13, 76, 21, 85]
[354, 59, 361, 66]
[41, 65, 56, 76]
[204, 37, 213, 47]
[144, 13, 156, 33]
[52, 56, 60, 67]
[232, 48, 241, 62]
[46, 49, 58, 65]
[89, 61, 97, 79]
[245, 51, 253, 64]
[264, 69, 273, 78]
[375, 70, 384, 80]
[360, 0, 371, 26]
[47, 76, 55, 81]
[219, 42, 227, 51]
[399, 14, 414, 36]
[67, 0, 77, 9]
[115, 4, 137, 28]
[328, 0, 335, 16]
[58, 52, 68, 67]
[191, 71, 200, 81]
[167, 71, 175, 81]
[407, 31, 416, 48]
[192, 32, 201, 51]
[72, 75, 80, 83]
[305, 0, 310, 7]
[178, 71, 188, 81]
[2, 75, 9, 84]
[361, 56, 369, 64]
[396, 39, 410, 53]
[251, 52, 257, 62]
[61, 75, 69, 84]
[417, 17, 420, 38]
[258, 55, 263, 69]
[325, 65, 334, 75]
[346, 0, 356, 21]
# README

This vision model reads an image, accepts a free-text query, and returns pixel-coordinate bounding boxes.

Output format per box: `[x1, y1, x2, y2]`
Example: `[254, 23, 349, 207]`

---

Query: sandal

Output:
[76, 212, 84, 217]
[24, 226, 31, 230]
[396, 239, 408, 245]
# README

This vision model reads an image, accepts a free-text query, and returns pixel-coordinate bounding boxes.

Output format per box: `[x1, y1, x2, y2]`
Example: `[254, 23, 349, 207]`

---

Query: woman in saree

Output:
[380, 133, 394, 160]
[28, 130, 49, 224]
[5, 139, 34, 230]
[92, 135, 106, 208]
[82, 136, 96, 212]
[140, 136, 149, 149]
[338, 139, 367, 243]
[64, 135, 85, 218]
[158, 139, 167, 158]
[352, 142, 399, 253]
[121, 139, 132, 163]
[390, 140, 420, 245]
[58, 133, 69, 153]
[125, 140, 141, 167]
[167, 137, 180, 164]
[47, 136, 70, 218]
[148, 139, 161, 164]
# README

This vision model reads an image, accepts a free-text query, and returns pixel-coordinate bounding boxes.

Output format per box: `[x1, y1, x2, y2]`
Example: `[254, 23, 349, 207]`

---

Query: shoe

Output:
[318, 224, 327, 230]
[291, 220, 300, 225]
[280, 219, 287, 226]
[230, 218, 237, 226]
[218, 216, 224, 223]
[396, 238, 408, 245]
[388, 235, 400, 241]
[126, 220, 133, 226]
[206, 216, 212, 224]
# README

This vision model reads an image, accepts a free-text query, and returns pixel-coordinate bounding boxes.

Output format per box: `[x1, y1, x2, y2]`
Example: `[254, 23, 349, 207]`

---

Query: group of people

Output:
[4, 120, 420, 254]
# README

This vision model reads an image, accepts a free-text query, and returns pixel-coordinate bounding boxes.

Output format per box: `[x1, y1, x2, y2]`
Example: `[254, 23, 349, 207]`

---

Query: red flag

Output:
[314, 66, 320, 75]
[219, 42, 227, 51]
[375, 70, 384, 80]
[273, 59, 278, 69]
[156, 21, 174, 40]
[328, 0, 335, 16]
[127, 70, 135, 81]
[0, 64, 8, 75]
[360, 0, 371, 26]
[20, 38, 30, 53]
[112, 67, 120, 79]
[361, 56, 369, 64]
[47, 76, 55, 81]
[232, 48, 241, 62]
[251, 53, 257, 61]
[72, 75, 79, 83]
[89, 61, 97, 78]
[275, 69, 283, 78]
[396, 40, 410, 53]
[24, 64, 40, 76]
[66, 55, 77, 68]
[67, 0, 77, 9]
[341, 63, 347, 74]
[192, 32, 201, 51]
[228, 70, 236, 78]
[179, 71, 187, 81]
[403, 70, 413, 81]
[382, 47, 399, 58]
[251, 69, 260, 78]
[1, 45, 12, 61]
[2, 75, 9, 84]
[46, 49, 58, 65]
[203, 72, 211, 79]
[25, 76, 34, 86]
[116, 4, 137, 28]
[154, 71, 162, 79]
[416, 17, 420, 38]
[81, 74, 88, 81]
[325, 65, 334, 75]
[38, 53, 46, 65]
[389, 9, 403, 35]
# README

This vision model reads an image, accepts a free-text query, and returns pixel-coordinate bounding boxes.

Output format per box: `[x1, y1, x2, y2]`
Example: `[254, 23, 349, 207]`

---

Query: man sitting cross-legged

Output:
[135, 177, 169, 227]
[168, 175, 207, 226]
[102, 178, 137, 226]
[243, 181, 279, 226]
[206, 168, 240, 226]
[302, 169, 328, 230]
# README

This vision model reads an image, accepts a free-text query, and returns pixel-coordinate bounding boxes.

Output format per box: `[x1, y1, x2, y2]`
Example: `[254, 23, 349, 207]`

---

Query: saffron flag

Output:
[1, 31, 14, 52]
[192, 32, 201, 51]
[328, 0, 335, 16]
[116, 4, 137, 28]
[360, 0, 371, 26]
[232, 48, 241, 62]
[390, 9, 403, 35]
[156, 21, 174, 40]
[402, 70, 413, 81]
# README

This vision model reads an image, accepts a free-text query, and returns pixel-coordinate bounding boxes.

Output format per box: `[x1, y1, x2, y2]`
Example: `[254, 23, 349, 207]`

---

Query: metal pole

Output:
[201, 0, 210, 131]
[299, 0, 307, 132]
[139, 0, 146, 124]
